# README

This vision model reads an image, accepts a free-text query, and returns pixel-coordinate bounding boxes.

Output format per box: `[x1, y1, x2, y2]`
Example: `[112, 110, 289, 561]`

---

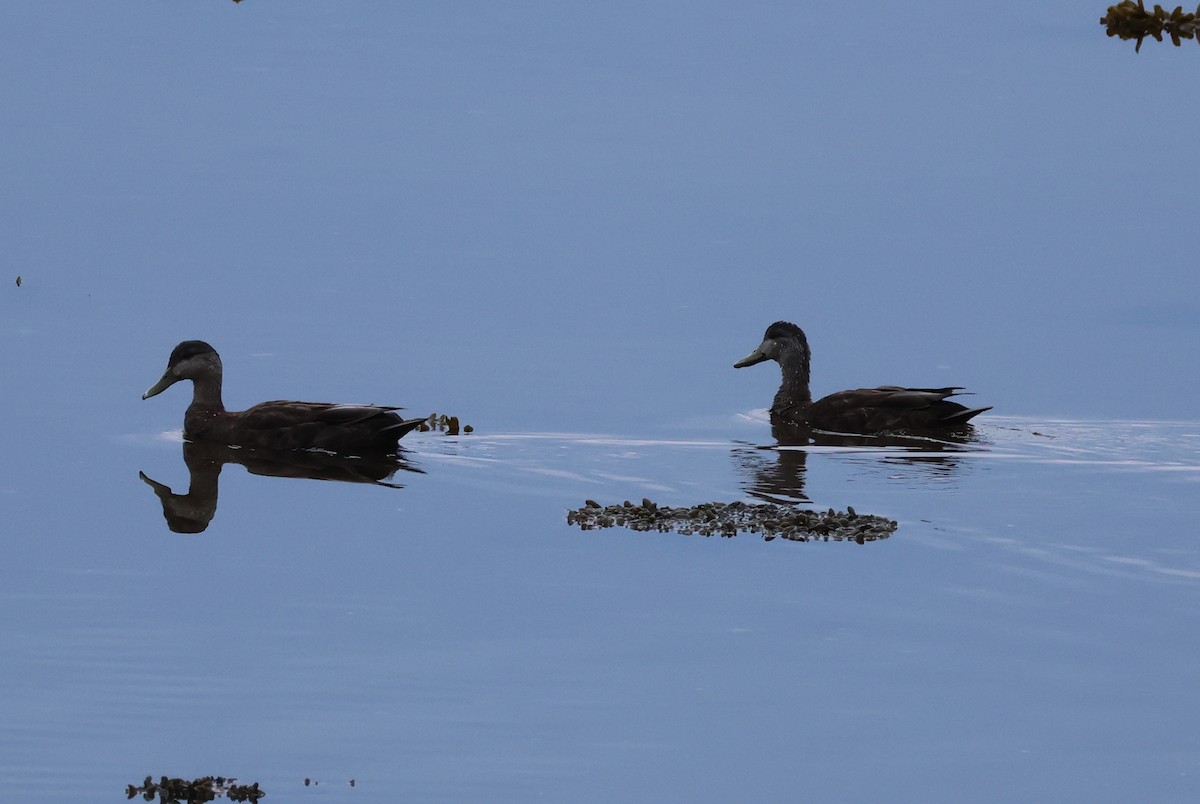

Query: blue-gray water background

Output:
[2, 3, 1198, 801]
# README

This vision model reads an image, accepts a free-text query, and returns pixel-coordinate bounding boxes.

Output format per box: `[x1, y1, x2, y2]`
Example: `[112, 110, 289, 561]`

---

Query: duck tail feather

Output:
[381, 416, 427, 436]
[941, 405, 993, 424]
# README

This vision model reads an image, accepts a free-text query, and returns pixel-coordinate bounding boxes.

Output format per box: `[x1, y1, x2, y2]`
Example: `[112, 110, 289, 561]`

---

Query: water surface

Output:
[2, 411, 1199, 801]
[2, 2, 1198, 802]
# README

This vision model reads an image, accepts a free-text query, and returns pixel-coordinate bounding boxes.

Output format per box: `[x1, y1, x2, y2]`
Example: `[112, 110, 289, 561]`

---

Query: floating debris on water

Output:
[125, 775, 263, 802]
[567, 499, 896, 543]
[416, 412, 472, 435]
[302, 776, 357, 788]
[1100, 1, 1200, 51]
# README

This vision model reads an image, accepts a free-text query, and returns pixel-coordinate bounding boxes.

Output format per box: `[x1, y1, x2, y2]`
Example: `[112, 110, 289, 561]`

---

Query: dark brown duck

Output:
[734, 321, 991, 434]
[143, 340, 424, 453]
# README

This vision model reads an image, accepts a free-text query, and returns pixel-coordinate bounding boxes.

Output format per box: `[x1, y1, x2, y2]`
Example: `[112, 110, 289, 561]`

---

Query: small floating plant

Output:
[304, 777, 357, 787]
[415, 412, 473, 435]
[1100, 1, 1200, 50]
[567, 498, 896, 543]
[125, 775, 263, 802]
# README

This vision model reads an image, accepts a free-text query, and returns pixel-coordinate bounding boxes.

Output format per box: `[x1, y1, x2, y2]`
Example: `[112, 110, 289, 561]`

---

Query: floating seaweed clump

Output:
[125, 775, 263, 802]
[567, 498, 896, 543]
[415, 412, 473, 435]
[1100, 1, 1200, 50]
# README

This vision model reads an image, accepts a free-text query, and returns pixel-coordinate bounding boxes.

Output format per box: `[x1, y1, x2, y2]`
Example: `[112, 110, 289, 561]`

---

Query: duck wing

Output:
[237, 401, 423, 452]
[806, 387, 991, 432]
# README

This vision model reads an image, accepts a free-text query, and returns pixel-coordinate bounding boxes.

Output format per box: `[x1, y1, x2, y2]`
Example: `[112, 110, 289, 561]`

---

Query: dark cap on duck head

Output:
[168, 340, 217, 366]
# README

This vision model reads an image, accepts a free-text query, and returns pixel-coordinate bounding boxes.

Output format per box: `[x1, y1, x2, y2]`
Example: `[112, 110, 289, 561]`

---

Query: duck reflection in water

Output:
[733, 436, 978, 505]
[733, 444, 812, 504]
[140, 440, 422, 534]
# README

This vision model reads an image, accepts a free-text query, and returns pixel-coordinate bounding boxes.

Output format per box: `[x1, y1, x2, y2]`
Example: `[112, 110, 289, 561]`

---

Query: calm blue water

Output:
[3, 404, 1198, 801]
[2, 2, 1199, 802]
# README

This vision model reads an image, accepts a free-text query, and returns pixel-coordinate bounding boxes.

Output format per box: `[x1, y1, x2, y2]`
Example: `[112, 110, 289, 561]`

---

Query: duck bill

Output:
[142, 369, 177, 399]
[734, 347, 768, 368]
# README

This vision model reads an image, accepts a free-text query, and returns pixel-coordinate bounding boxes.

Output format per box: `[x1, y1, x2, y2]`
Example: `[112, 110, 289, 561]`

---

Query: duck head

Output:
[143, 340, 222, 399]
[734, 321, 809, 369]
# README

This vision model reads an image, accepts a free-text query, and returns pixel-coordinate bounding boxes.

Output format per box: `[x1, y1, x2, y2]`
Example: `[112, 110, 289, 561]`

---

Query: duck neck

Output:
[188, 370, 226, 412]
[773, 338, 813, 412]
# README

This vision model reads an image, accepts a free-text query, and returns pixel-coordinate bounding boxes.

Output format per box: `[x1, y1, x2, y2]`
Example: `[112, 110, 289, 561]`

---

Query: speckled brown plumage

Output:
[143, 340, 423, 454]
[735, 321, 991, 434]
